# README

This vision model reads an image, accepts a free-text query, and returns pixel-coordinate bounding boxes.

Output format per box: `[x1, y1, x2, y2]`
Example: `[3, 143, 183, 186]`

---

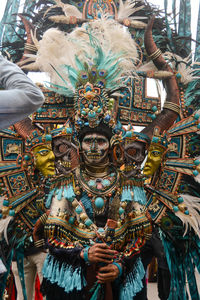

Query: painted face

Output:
[81, 133, 109, 165]
[143, 145, 165, 176]
[33, 145, 55, 177]
[124, 141, 146, 177]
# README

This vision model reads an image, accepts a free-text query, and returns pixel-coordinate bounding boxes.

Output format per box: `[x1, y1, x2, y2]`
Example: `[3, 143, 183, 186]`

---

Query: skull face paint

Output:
[124, 141, 146, 177]
[81, 133, 109, 165]
[53, 136, 76, 174]
[32, 145, 55, 177]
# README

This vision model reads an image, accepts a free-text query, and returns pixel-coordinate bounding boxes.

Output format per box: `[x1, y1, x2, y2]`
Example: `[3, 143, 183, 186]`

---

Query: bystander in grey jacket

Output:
[0, 55, 44, 129]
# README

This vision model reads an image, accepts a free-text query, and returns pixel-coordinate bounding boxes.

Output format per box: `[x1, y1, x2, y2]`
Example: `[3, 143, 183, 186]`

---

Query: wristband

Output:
[112, 262, 122, 277]
[83, 246, 90, 263]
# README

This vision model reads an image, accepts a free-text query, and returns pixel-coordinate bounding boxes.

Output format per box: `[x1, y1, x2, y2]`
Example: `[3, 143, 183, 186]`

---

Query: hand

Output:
[96, 263, 121, 283]
[80, 243, 117, 264]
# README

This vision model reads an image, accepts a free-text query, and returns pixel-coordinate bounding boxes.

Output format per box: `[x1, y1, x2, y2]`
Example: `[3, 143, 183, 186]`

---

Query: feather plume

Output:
[0, 216, 13, 244]
[118, 0, 145, 22]
[35, 17, 138, 92]
[163, 52, 200, 85]
[175, 194, 200, 237]
[54, 0, 82, 18]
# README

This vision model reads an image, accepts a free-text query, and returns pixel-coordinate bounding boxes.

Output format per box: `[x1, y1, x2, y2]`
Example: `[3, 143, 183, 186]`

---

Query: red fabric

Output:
[35, 275, 43, 300]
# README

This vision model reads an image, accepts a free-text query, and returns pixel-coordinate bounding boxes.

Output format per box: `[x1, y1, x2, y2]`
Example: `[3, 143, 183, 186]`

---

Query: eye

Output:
[58, 144, 68, 153]
[37, 149, 50, 156]
[97, 138, 107, 145]
[126, 148, 137, 156]
[83, 138, 92, 144]
[151, 150, 161, 157]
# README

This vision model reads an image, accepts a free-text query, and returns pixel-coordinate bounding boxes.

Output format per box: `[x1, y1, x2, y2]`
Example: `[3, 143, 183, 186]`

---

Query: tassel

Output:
[121, 186, 133, 202]
[64, 184, 75, 202]
[119, 257, 145, 300]
[57, 186, 64, 201]
[58, 263, 65, 286]
[132, 186, 147, 205]
[46, 189, 55, 208]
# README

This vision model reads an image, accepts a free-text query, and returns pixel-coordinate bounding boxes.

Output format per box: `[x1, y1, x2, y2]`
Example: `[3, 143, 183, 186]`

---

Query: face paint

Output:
[81, 133, 109, 165]
[143, 145, 165, 176]
[33, 145, 55, 177]
[124, 141, 146, 177]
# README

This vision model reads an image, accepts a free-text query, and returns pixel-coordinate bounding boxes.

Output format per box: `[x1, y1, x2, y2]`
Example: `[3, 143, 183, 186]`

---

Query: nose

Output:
[91, 139, 97, 152]
[49, 151, 55, 160]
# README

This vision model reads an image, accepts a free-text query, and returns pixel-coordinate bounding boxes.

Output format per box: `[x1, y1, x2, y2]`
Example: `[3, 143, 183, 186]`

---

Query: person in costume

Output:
[0, 56, 44, 129]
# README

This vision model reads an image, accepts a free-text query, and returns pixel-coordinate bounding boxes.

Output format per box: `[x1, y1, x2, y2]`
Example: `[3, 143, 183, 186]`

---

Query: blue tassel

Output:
[132, 186, 147, 205]
[64, 184, 75, 202]
[121, 186, 132, 202]
[42, 254, 51, 278]
[57, 187, 63, 201]
[119, 257, 145, 300]
[58, 263, 65, 286]
[46, 189, 55, 208]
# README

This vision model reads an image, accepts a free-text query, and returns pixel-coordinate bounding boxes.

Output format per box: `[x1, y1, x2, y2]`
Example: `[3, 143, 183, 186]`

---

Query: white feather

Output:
[35, 18, 139, 87]
[118, 0, 145, 21]
[175, 194, 200, 237]
[0, 216, 13, 244]
[163, 52, 200, 85]
[54, 0, 82, 18]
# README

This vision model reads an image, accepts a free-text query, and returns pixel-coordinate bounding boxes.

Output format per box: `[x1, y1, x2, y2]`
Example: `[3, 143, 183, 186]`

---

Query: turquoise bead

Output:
[176, 72, 182, 79]
[194, 113, 200, 120]
[152, 137, 159, 143]
[81, 110, 87, 116]
[152, 106, 157, 112]
[178, 197, 183, 203]
[69, 216, 75, 224]
[194, 159, 200, 166]
[197, 124, 200, 129]
[85, 85, 92, 92]
[97, 108, 102, 113]
[184, 210, 189, 215]
[75, 206, 83, 214]
[119, 207, 124, 215]
[0, 213, 2, 219]
[3, 200, 9, 207]
[173, 206, 179, 212]
[151, 114, 156, 120]
[102, 179, 110, 186]
[24, 155, 30, 161]
[45, 134, 52, 141]
[85, 219, 93, 227]
[88, 180, 96, 187]
[88, 112, 96, 118]
[193, 170, 199, 177]
[9, 210, 15, 216]
[95, 197, 104, 209]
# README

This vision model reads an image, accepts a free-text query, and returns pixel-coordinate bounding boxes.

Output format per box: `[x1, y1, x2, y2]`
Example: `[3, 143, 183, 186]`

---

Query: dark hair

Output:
[78, 122, 113, 143]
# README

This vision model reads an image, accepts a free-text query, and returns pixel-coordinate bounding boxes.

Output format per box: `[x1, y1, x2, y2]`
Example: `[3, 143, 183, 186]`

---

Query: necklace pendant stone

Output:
[95, 197, 104, 209]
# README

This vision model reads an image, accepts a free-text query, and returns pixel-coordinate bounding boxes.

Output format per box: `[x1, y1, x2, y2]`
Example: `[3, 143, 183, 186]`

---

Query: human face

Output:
[33, 145, 55, 177]
[81, 133, 109, 165]
[143, 145, 165, 176]
[124, 141, 146, 177]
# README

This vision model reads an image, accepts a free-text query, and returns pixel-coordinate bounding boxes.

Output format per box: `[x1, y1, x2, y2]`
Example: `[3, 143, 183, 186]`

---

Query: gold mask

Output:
[143, 144, 165, 176]
[33, 145, 55, 177]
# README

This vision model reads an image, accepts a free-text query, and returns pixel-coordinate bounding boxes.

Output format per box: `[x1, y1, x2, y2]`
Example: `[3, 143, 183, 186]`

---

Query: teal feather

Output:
[195, 2, 200, 62]
[178, 0, 191, 53]
[50, 64, 70, 87]
[185, 254, 199, 300]
[75, 55, 85, 71]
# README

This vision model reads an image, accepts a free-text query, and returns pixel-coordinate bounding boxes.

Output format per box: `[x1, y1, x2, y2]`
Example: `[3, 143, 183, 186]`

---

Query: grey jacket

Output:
[0, 56, 44, 129]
